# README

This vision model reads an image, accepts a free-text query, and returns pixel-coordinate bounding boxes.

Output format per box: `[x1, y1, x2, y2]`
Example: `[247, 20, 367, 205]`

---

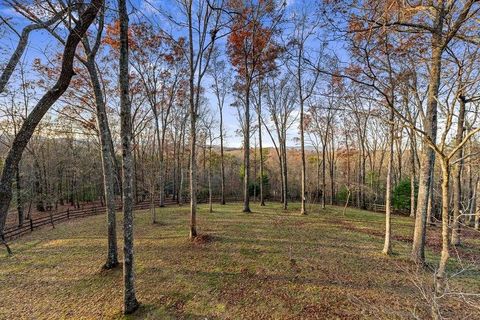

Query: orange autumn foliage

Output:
[227, 0, 282, 84]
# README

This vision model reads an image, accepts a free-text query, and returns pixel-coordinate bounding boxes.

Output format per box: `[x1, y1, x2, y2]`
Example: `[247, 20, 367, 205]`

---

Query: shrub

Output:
[392, 179, 417, 211]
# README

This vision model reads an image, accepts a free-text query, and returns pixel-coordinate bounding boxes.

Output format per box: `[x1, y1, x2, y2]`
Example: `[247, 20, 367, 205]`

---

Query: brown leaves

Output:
[345, 64, 362, 78]
[227, 0, 281, 84]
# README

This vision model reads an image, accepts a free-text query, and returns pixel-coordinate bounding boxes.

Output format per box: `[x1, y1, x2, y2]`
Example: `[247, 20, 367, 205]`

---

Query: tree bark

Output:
[280, 151, 285, 205]
[436, 159, 450, 293]
[329, 126, 336, 206]
[243, 85, 251, 213]
[409, 128, 416, 218]
[179, 125, 186, 206]
[119, 0, 139, 314]
[426, 169, 435, 224]
[257, 85, 265, 206]
[412, 34, 442, 266]
[466, 151, 474, 226]
[322, 142, 326, 209]
[383, 109, 394, 255]
[475, 178, 480, 230]
[152, 118, 165, 208]
[159, 124, 167, 207]
[15, 163, 24, 227]
[208, 135, 213, 213]
[85, 58, 119, 269]
[451, 96, 466, 246]
[282, 138, 288, 210]
[299, 97, 306, 215]
[189, 109, 198, 237]
[187, 0, 198, 238]
[0, 0, 103, 234]
[219, 106, 226, 205]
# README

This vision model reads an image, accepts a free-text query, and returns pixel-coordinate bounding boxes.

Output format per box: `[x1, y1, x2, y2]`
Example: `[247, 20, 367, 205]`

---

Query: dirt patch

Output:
[190, 234, 216, 245]
[99, 262, 122, 276]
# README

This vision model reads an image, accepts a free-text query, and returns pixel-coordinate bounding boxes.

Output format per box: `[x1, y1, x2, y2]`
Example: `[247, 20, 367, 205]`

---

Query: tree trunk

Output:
[279, 152, 285, 205]
[282, 139, 288, 210]
[150, 182, 156, 223]
[85, 58, 119, 270]
[179, 129, 186, 206]
[436, 159, 450, 293]
[475, 178, 480, 230]
[119, 0, 139, 314]
[133, 136, 138, 204]
[208, 138, 213, 213]
[329, 129, 336, 205]
[219, 106, 226, 205]
[412, 37, 442, 266]
[300, 97, 307, 215]
[467, 154, 475, 226]
[15, 163, 24, 227]
[172, 136, 177, 201]
[426, 169, 435, 224]
[451, 96, 466, 246]
[409, 128, 416, 218]
[316, 150, 320, 208]
[257, 93, 265, 206]
[395, 131, 403, 184]
[160, 128, 168, 207]
[345, 129, 351, 206]
[357, 144, 366, 209]
[253, 139, 257, 202]
[153, 118, 165, 208]
[383, 109, 394, 255]
[243, 85, 251, 213]
[0, 0, 102, 234]
[356, 152, 361, 209]
[189, 112, 197, 237]
[322, 143, 326, 209]
[187, 0, 198, 238]
[203, 136, 207, 188]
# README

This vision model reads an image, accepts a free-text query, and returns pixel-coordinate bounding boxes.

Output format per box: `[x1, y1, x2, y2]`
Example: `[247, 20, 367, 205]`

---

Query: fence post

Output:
[29, 218, 34, 231]
[67, 208, 70, 219]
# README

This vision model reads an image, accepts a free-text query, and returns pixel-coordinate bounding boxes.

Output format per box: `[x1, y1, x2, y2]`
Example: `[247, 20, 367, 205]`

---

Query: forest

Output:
[0, 0, 479, 319]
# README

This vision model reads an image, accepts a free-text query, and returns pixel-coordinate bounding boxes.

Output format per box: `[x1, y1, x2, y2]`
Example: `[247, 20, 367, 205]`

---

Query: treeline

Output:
[1, 0, 480, 317]
[2, 123, 458, 224]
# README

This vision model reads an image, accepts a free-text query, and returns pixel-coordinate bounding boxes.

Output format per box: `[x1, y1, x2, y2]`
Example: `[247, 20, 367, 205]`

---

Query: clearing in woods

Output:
[0, 203, 479, 319]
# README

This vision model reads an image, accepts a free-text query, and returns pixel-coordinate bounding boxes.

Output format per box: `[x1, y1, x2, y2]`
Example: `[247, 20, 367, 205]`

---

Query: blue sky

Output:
[0, 0, 326, 149]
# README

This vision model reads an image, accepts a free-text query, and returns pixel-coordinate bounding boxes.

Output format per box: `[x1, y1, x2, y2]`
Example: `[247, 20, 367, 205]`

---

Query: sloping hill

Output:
[0, 203, 478, 319]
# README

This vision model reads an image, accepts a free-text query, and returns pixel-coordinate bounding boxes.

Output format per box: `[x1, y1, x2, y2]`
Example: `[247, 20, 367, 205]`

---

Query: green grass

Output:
[0, 202, 478, 319]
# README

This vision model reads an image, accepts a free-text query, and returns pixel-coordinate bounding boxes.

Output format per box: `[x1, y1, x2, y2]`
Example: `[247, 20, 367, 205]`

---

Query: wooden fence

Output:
[1, 195, 243, 242]
[3, 200, 153, 242]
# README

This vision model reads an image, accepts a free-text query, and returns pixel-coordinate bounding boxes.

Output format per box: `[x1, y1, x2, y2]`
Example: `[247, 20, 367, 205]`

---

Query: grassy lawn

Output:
[0, 202, 478, 319]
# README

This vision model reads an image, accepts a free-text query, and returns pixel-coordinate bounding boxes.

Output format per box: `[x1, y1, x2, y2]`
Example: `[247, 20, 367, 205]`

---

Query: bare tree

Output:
[209, 50, 231, 205]
[264, 74, 297, 210]
[169, 0, 224, 238]
[285, 3, 321, 215]
[118, 0, 139, 313]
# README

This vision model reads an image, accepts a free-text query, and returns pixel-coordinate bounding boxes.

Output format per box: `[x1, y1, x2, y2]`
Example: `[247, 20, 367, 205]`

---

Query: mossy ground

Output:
[0, 202, 478, 319]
